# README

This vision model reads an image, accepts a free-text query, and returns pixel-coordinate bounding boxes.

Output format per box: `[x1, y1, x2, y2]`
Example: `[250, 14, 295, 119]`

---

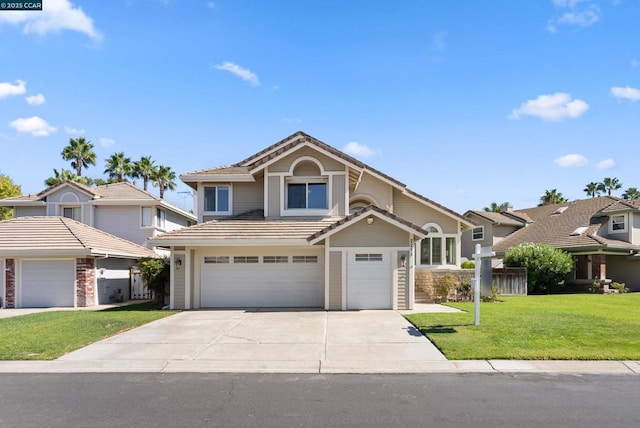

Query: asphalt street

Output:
[1, 373, 639, 427]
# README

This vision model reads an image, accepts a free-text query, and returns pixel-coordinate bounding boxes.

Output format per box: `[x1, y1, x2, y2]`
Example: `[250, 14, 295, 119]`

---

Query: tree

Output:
[44, 169, 93, 187]
[484, 202, 501, 213]
[104, 152, 133, 182]
[538, 189, 567, 206]
[504, 242, 574, 294]
[137, 257, 170, 305]
[583, 182, 601, 198]
[133, 156, 156, 191]
[601, 177, 622, 196]
[622, 187, 640, 200]
[0, 173, 21, 220]
[152, 165, 177, 199]
[61, 137, 97, 177]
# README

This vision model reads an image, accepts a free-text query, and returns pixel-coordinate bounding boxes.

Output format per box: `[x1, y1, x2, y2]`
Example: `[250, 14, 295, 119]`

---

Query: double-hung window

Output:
[156, 208, 166, 229]
[610, 215, 627, 233]
[141, 207, 152, 227]
[204, 186, 230, 214]
[472, 226, 484, 241]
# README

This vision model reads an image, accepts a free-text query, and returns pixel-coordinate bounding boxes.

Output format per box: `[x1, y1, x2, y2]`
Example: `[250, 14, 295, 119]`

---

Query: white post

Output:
[473, 244, 481, 326]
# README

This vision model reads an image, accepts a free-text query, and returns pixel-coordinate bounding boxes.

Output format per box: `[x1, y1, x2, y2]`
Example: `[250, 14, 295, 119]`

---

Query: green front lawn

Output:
[0, 303, 175, 360]
[405, 294, 640, 360]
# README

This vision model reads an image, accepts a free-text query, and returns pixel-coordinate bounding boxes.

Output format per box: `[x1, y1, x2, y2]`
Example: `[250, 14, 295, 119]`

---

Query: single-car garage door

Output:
[21, 260, 75, 307]
[201, 254, 323, 307]
[347, 252, 391, 310]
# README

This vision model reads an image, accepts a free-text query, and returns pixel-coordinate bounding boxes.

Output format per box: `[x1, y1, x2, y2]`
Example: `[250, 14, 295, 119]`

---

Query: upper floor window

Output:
[62, 206, 81, 222]
[204, 186, 230, 213]
[141, 207, 152, 227]
[157, 208, 166, 229]
[472, 226, 484, 241]
[610, 215, 627, 233]
[287, 181, 327, 209]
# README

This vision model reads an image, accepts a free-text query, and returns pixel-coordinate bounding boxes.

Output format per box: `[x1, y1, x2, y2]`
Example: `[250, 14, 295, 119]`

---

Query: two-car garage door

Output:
[200, 254, 323, 307]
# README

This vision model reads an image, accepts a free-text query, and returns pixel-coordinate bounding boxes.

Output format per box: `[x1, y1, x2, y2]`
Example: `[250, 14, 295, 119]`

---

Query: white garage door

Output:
[347, 252, 391, 310]
[201, 254, 323, 307]
[21, 260, 75, 308]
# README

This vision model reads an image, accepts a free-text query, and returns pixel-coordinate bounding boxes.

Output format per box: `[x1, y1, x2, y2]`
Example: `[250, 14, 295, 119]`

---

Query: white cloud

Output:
[343, 141, 379, 158]
[554, 153, 588, 167]
[212, 62, 259, 86]
[0, 80, 27, 98]
[597, 158, 615, 170]
[0, 0, 102, 41]
[25, 93, 46, 105]
[611, 86, 640, 101]
[548, 0, 600, 32]
[99, 137, 115, 147]
[509, 92, 589, 121]
[9, 116, 57, 136]
[64, 126, 85, 135]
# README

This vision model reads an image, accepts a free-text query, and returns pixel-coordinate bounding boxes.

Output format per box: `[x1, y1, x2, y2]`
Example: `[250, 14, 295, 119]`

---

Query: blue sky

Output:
[1, 0, 639, 214]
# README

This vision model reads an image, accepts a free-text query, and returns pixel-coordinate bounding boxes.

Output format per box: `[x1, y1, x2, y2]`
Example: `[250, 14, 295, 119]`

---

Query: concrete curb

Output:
[0, 360, 638, 374]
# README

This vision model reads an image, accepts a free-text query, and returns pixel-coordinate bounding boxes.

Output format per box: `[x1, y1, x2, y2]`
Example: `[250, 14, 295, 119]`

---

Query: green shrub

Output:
[138, 257, 170, 304]
[503, 242, 573, 294]
[610, 282, 628, 293]
[461, 260, 475, 269]
[434, 273, 459, 302]
[456, 276, 473, 302]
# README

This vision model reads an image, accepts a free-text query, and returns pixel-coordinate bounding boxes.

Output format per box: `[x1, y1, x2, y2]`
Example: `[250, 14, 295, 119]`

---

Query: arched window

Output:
[419, 223, 457, 266]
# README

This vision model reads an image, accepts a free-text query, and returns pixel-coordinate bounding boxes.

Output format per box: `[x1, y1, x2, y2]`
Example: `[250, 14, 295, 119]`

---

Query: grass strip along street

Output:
[0, 303, 175, 360]
[405, 294, 640, 360]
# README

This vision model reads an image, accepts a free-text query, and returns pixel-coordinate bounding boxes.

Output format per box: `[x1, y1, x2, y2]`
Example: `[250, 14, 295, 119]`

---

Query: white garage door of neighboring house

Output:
[21, 260, 75, 308]
[347, 252, 391, 310]
[201, 254, 323, 308]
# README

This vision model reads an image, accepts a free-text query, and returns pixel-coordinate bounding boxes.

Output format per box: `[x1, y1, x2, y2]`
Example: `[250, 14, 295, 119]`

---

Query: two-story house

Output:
[151, 131, 473, 310]
[0, 181, 196, 308]
[462, 197, 640, 291]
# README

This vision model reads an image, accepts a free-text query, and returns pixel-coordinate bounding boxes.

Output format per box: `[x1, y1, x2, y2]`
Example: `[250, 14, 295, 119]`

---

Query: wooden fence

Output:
[492, 267, 527, 295]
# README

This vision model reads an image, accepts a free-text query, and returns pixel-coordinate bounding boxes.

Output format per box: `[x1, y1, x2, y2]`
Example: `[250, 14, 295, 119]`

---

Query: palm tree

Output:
[61, 137, 97, 177]
[133, 156, 156, 191]
[45, 168, 93, 187]
[583, 182, 601, 198]
[483, 202, 501, 213]
[622, 187, 640, 200]
[104, 152, 133, 182]
[152, 165, 177, 199]
[601, 177, 622, 196]
[538, 189, 568, 206]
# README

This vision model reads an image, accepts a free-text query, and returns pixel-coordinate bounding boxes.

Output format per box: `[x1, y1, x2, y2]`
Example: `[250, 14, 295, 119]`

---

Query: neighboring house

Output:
[150, 131, 473, 310]
[462, 203, 532, 266]
[464, 197, 640, 291]
[0, 181, 196, 254]
[0, 217, 156, 308]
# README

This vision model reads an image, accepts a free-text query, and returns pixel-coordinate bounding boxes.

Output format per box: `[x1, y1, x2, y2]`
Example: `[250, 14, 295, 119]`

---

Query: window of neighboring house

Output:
[156, 208, 166, 229]
[141, 207, 152, 227]
[204, 186, 230, 213]
[472, 226, 484, 241]
[611, 215, 627, 233]
[61, 206, 81, 222]
[286, 181, 327, 209]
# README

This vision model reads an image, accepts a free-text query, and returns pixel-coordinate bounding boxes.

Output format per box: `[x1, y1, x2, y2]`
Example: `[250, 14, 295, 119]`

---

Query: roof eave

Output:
[147, 238, 314, 247]
[179, 174, 256, 183]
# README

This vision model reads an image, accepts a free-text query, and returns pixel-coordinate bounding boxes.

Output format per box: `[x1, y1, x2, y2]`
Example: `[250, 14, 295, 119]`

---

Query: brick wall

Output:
[4, 259, 15, 308]
[76, 258, 96, 307]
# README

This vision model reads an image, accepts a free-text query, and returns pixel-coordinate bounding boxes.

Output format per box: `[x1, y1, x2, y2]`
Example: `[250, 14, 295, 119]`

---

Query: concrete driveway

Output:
[56, 309, 446, 373]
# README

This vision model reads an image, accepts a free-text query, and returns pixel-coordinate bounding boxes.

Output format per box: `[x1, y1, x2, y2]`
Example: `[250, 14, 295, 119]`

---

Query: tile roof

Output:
[0, 217, 157, 258]
[93, 181, 162, 200]
[465, 210, 526, 227]
[493, 196, 639, 253]
[598, 199, 640, 214]
[150, 218, 336, 244]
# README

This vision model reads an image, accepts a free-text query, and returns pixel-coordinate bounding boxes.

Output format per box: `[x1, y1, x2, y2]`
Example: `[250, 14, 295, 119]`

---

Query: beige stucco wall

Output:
[330, 219, 411, 247]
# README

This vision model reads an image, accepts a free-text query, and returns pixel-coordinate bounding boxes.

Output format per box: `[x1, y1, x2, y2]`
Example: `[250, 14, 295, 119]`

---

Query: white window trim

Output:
[140, 206, 153, 229]
[156, 208, 167, 231]
[417, 223, 458, 267]
[472, 226, 484, 241]
[60, 205, 82, 222]
[202, 184, 233, 217]
[609, 214, 628, 234]
[282, 176, 331, 216]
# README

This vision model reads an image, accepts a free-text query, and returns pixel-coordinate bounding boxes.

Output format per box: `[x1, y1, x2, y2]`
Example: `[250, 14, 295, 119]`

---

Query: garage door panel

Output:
[347, 252, 391, 310]
[21, 260, 75, 308]
[201, 254, 323, 308]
